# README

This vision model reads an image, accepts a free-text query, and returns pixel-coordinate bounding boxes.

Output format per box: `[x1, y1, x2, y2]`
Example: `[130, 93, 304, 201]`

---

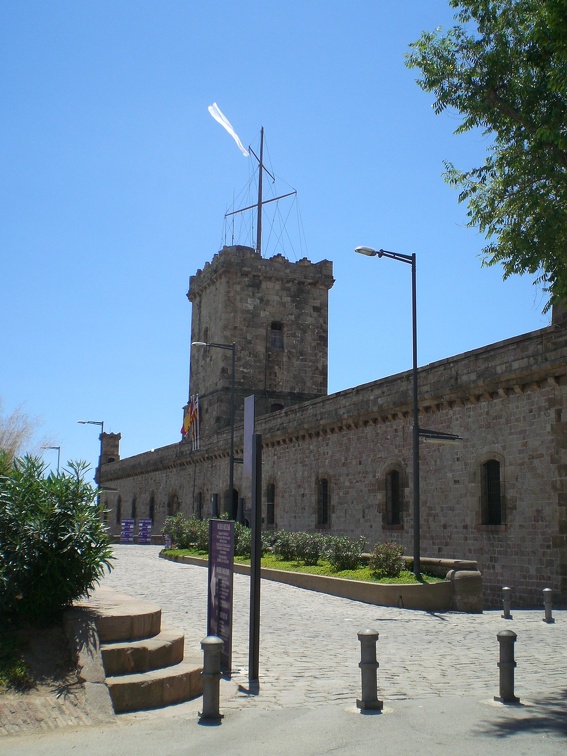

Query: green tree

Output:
[406, 0, 567, 310]
[0, 456, 113, 624]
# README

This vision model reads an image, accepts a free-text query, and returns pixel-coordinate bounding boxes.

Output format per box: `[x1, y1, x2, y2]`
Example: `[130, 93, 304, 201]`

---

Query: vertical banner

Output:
[120, 519, 135, 543]
[138, 518, 153, 544]
[207, 519, 235, 673]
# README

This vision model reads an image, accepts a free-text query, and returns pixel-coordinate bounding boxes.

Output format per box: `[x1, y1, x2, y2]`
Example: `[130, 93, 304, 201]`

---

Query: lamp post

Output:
[41, 445, 61, 474]
[192, 341, 236, 516]
[77, 420, 104, 485]
[355, 246, 421, 576]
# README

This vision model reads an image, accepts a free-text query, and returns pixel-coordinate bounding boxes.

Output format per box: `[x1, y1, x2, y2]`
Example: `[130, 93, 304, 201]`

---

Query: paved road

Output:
[101, 545, 566, 710]
[3, 544, 567, 754]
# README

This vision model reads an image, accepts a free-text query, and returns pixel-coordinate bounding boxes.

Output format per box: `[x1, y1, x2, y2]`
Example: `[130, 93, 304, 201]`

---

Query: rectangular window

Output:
[266, 483, 275, 526]
[483, 460, 502, 525]
[270, 321, 284, 349]
[386, 470, 402, 525]
[317, 478, 329, 526]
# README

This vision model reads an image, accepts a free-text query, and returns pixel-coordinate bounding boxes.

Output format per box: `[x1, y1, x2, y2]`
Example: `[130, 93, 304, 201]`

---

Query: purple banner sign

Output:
[138, 518, 153, 544]
[120, 519, 135, 544]
[207, 519, 235, 673]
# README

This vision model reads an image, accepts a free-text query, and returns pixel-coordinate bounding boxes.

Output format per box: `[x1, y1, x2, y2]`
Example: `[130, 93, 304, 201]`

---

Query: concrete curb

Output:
[160, 552, 459, 612]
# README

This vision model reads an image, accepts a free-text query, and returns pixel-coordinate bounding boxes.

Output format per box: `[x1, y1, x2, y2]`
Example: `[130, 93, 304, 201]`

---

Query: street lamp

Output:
[192, 341, 236, 516]
[41, 445, 61, 474]
[355, 247, 462, 577]
[77, 420, 104, 485]
[355, 246, 421, 577]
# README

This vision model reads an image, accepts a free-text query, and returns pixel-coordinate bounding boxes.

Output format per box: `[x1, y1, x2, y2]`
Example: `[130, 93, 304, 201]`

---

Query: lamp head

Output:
[192, 341, 208, 347]
[355, 246, 382, 257]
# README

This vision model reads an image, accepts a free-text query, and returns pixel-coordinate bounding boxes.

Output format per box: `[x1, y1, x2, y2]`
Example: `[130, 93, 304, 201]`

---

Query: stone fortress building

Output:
[100, 243, 567, 609]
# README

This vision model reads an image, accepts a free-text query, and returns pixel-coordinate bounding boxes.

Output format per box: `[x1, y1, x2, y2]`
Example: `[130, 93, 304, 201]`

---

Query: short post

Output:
[501, 586, 512, 619]
[543, 588, 555, 623]
[356, 629, 382, 711]
[200, 635, 224, 721]
[495, 630, 520, 704]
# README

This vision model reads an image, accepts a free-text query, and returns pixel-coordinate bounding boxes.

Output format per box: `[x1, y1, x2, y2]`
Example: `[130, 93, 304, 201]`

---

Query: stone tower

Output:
[187, 245, 334, 441]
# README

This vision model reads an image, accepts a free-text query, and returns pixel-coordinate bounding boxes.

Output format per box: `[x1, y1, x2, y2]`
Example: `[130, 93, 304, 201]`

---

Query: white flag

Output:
[208, 103, 249, 157]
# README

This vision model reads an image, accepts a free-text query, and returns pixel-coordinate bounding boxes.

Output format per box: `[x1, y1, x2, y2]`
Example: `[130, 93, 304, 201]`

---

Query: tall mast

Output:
[256, 127, 264, 256]
[224, 127, 296, 257]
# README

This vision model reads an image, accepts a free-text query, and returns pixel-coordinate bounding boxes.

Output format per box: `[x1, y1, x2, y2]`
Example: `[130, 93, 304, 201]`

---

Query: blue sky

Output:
[1, 1, 549, 477]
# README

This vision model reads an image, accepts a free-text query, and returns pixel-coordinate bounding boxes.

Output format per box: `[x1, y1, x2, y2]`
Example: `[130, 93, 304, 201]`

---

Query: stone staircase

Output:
[70, 586, 203, 714]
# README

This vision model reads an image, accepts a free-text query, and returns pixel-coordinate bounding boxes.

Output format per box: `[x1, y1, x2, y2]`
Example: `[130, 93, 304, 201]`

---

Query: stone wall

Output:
[101, 320, 567, 609]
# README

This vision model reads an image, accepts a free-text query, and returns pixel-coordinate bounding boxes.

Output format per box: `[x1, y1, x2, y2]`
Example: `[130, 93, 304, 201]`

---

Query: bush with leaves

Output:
[369, 541, 405, 579]
[294, 532, 325, 566]
[0, 455, 114, 625]
[162, 514, 209, 551]
[324, 535, 366, 572]
[271, 530, 298, 561]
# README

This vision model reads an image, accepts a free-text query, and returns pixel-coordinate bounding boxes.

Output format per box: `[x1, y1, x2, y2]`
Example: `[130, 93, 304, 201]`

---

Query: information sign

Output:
[138, 518, 153, 544]
[120, 519, 135, 543]
[207, 519, 235, 673]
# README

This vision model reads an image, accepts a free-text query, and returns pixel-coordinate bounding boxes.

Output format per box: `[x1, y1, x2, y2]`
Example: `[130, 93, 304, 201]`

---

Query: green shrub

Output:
[294, 532, 325, 566]
[162, 514, 209, 551]
[0, 456, 114, 625]
[272, 530, 298, 561]
[369, 541, 404, 579]
[324, 535, 366, 571]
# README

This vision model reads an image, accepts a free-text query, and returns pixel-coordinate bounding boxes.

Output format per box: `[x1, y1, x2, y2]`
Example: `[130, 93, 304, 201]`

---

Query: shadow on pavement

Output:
[473, 689, 567, 740]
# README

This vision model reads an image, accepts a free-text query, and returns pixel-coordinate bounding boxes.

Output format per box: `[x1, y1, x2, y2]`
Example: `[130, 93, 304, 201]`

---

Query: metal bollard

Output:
[356, 629, 383, 711]
[494, 630, 520, 704]
[501, 586, 513, 619]
[543, 588, 555, 623]
[200, 635, 224, 721]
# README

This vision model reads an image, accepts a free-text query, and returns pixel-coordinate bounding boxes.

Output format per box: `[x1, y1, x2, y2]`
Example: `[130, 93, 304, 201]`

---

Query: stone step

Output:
[106, 657, 203, 713]
[101, 627, 185, 676]
[75, 587, 162, 643]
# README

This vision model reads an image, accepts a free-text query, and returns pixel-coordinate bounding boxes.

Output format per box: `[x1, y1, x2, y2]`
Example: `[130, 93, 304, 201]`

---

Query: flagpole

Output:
[256, 127, 264, 256]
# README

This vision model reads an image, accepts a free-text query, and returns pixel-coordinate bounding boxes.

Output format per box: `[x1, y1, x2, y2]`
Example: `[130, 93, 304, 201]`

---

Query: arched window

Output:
[270, 321, 284, 350]
[266, 482, 275, 527]
[482, 459, 503, 525]
[385, 469, 402, 526]
[317, 478, 330, 527]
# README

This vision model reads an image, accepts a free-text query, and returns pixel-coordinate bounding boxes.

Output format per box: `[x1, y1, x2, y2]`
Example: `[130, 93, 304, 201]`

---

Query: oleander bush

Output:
[368, 541, 404, 579]
[324, 535, 366, 572]
[0, 454, 114, 625]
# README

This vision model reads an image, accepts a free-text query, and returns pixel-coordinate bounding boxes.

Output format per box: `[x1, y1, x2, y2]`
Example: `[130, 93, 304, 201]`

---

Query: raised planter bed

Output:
[160, 552, 483, 613]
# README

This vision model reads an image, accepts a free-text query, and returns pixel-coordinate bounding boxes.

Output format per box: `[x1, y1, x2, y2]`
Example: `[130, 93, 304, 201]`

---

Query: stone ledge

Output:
[160, 552, 483, 613]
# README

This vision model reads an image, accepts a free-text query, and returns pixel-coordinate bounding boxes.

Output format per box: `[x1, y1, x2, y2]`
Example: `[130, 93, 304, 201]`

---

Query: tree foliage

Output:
[0, 456, 113, 625]
[406, 0, 567, 309]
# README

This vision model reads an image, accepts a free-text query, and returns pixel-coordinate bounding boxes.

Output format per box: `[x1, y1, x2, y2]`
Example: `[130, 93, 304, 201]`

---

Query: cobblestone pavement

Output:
[102, 546, 567, 711]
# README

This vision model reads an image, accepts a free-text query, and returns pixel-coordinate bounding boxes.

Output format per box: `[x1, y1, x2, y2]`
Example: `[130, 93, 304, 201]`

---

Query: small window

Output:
[116, 495, 122, 525]
[317, 478, 330, 527]
[482, 459, 503, 524]
[196, 491, 203, 520]
[131, 496, 137, 520]
[385, 469, 402, 525]
[270, 403, 284, 413]
[266, 483, 275, 526]
[270, 321, 284, 349]
[167, 493, 179, 517]
[149, 494, 155, 523]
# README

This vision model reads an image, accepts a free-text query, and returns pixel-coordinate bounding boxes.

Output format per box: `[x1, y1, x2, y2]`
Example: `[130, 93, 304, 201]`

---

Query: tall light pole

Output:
[355, 246, 421, 576]
[42, 445, 61, 474]
[192, 341, 236, 516]
[77, 420, 104, 485]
